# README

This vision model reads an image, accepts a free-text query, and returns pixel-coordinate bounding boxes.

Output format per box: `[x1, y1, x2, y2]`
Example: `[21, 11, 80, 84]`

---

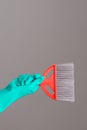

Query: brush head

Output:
[40, 63, 75, 102]
[56, 63, 75, 102]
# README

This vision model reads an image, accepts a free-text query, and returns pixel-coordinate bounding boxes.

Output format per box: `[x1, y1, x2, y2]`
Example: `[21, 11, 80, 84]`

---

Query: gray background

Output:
[0, 0, 87, 130]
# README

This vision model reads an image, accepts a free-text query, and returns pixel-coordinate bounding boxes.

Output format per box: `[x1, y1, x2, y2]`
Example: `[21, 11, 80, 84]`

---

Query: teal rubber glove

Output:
[0, 74, 44, 112]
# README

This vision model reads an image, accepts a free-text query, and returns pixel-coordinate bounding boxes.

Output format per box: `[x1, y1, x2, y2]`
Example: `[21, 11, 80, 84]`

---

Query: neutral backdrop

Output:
[0, 0, 87, 130]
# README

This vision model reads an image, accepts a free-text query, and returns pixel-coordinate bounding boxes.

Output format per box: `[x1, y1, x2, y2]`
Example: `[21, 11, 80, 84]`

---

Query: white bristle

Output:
[56, 63, 75, 102]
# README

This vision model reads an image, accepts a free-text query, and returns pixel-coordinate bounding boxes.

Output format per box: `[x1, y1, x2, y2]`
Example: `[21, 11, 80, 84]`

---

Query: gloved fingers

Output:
[17, 74, 33, 86]
[31, 75, 44, 85]
[34, 73, 43, 79]
[19, 75, 29, 86]
[24, 76, 34, 85]
[14, 74, 44, 90]
[23, 74, 44, 85]
[29, 85, 40, 93]
[17, 74, 24, 86]
[29, 75, 44, 93]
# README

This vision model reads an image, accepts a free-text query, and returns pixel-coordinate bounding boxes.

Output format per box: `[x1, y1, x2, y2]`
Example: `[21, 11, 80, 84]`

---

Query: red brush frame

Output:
[40, 64, 57, 100]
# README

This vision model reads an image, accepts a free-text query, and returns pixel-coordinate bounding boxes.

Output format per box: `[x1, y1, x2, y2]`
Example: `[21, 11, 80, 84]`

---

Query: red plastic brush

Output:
[40, 63, 75, 102]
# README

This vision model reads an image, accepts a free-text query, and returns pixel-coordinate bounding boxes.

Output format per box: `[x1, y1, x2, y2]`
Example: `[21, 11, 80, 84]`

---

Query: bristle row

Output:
[56, 63, 75, 102]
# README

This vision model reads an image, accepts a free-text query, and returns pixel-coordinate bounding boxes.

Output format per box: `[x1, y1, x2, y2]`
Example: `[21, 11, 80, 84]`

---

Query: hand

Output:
[7, 73, 44, 95]
[0, 74, 44, 112]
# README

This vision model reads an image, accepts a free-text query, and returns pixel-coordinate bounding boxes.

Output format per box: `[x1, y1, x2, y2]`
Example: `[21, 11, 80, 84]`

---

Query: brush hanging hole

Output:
[46, 86, 54, 94]
[46, 70, 54, 79]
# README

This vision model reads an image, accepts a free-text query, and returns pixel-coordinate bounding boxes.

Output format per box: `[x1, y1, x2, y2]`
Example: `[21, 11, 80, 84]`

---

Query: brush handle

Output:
[40, 64, 57, 100]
